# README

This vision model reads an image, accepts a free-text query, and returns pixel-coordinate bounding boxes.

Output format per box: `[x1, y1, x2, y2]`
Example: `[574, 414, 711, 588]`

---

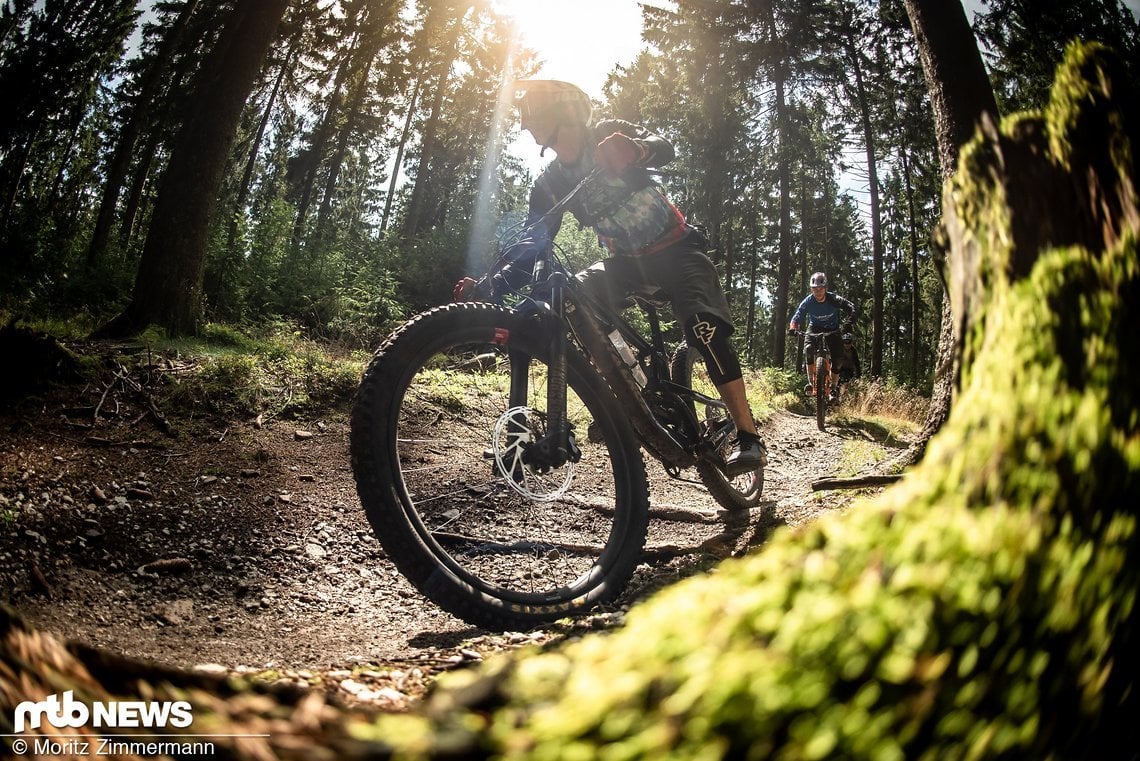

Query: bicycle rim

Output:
[352, 305, 648, 628]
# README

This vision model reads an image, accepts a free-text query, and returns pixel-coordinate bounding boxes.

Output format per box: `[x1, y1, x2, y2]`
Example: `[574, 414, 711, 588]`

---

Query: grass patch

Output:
[836, 438, 889, 476]
[841, 378, 928, 423]
[122, 322, 367, 421]
[744, 367, 803, 420]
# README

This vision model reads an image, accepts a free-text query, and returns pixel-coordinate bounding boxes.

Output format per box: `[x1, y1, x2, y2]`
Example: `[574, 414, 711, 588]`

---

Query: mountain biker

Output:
[839, 330, 862, 383]
[454, 79, 766, 477]
[788, 272, 860, 401]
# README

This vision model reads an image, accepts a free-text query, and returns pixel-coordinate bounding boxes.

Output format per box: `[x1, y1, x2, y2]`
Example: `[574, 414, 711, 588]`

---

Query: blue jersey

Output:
[791, 291, 859, 332]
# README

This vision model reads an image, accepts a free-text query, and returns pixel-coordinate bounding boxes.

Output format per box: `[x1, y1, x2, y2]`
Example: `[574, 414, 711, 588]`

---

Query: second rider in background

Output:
[455, 79, 765, 477]
[788, 271, 861, 401]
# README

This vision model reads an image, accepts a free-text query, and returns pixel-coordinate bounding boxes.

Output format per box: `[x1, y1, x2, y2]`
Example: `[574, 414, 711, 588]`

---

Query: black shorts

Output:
[574, 237, 732, 328]
[806, 332, 845, 368]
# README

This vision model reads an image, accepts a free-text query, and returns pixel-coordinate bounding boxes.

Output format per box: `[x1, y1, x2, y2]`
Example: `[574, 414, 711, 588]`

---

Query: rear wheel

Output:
[815, 355, 828, 431]
[351, 303, 649, 631]
[670, 343, 763, 510]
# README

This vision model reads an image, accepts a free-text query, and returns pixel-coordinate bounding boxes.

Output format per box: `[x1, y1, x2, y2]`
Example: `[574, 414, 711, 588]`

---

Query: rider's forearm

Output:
[599, 118, 675, 168]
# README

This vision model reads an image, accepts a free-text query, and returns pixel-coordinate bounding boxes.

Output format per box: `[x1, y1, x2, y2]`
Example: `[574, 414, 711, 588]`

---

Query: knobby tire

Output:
[350, 303, 649, 631]
[815, 356, 828, 431]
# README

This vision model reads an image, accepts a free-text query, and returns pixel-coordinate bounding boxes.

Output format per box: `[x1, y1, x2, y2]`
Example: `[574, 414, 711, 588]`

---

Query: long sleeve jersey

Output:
[525, 118, 690, 257]
[790, 291, 860, 332]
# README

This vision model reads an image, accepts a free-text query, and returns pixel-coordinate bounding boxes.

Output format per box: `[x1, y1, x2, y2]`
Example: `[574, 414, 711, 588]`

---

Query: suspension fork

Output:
[507, 271, 576, 468]
[545, 271, 570, 447]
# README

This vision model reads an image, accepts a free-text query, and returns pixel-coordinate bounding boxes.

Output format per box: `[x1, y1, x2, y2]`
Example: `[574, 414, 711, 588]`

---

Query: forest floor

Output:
[0, 336, 914, 710]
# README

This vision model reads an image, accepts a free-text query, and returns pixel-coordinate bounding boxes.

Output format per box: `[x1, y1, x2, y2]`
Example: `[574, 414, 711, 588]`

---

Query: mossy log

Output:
[2, 42, 1138, 760]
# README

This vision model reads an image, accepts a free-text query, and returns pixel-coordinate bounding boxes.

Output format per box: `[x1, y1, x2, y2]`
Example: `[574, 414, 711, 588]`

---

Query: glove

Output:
[453, 277, 480, 302]
[595, 132, 647, 176]
[787, 323, 797, 335]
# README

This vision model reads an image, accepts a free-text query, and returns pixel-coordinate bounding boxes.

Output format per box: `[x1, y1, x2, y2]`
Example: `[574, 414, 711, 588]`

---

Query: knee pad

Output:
[684, 313, 742, 386]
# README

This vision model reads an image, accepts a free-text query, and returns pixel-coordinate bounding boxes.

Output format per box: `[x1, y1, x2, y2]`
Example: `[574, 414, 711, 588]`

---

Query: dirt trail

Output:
[1, 384, 907, 704]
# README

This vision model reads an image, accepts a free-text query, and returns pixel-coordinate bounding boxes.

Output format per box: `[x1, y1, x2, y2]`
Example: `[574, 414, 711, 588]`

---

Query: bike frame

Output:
[803, 328, 839, 396]
[495, 170, 725, 473]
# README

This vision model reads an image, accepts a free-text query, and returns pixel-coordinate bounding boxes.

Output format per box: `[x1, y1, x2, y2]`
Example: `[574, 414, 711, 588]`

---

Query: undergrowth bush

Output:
[841, 378, 929, 423]
[134, 322, 365, 421]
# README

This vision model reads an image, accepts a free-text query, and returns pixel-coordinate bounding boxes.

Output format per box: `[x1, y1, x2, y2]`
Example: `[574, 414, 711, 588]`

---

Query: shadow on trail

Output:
[830, 416, 912, 448]
[618, 500, 787, 611]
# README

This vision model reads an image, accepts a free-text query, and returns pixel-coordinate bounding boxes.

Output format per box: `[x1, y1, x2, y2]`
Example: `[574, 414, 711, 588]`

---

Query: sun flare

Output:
[490, 0, 648, 97]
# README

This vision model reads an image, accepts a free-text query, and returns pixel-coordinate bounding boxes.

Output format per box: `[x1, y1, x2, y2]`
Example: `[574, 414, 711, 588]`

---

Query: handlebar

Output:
[788, 327, 844, 337]
[475, 168, 605, 297]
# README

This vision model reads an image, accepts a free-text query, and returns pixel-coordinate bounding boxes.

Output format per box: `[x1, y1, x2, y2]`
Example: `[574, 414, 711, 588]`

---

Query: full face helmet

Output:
[513, 80, 592, 151]
[809, 272, 828, 288]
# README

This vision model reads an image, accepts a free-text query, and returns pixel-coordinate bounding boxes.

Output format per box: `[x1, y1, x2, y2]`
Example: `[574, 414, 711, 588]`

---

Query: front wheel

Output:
[350, 303, 649, 631]
[670, 343, 763, 510]
[815, 355, 828, 431]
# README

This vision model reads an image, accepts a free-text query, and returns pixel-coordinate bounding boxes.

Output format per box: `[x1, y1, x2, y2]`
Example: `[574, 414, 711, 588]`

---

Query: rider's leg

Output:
[683, 314, 746, 414]
[607, 245, 767, 473]
[805, 345, 818, 395]
[574, 259, 635, 313]
[717, 376, 758, 436]
[825, 333, 844, 400]
[683, 313, 766, 473]
[613, 246, 760, 437]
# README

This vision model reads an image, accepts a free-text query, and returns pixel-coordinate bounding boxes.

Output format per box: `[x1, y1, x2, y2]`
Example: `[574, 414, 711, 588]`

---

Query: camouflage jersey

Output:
[526, 118, 690, 257]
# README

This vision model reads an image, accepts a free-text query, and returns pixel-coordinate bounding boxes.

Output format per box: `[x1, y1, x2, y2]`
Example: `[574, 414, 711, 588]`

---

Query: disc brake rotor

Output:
[491, 406, 575, 502]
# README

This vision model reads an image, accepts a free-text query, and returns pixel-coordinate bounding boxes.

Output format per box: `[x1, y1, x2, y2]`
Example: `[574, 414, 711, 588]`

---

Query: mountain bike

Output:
[350, 171, 763, 631]
[790, 326, 845, 431]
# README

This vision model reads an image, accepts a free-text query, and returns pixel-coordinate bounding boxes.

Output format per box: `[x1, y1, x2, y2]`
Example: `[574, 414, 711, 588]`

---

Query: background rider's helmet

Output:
[513, 80, 592, 129]
[809, 272, 828, 288]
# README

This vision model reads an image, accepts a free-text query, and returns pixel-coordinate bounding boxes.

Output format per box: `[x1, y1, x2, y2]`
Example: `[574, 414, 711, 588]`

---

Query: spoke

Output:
[409, 485, 490, 510]
[432, 531, 603, 558]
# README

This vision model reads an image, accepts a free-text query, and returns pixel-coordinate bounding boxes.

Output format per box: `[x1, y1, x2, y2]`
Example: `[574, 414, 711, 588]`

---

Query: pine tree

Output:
[98, 0, 290, 337]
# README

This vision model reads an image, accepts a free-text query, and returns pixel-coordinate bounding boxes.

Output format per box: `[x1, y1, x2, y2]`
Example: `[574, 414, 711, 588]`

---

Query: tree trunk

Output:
[227, 39, 296, 253]
[771, 74, 794, 368]
[86, 0, 200, 268]
[903, 0, 999, 180]
[117, 128, 159, 251]
[745, 218, 759, 363]
[381, 80, 420, 233]
[401, 51, 455, 239]
[116, 29, 207, 252]
[901, 146, 922, 385]
[897, 0, 999, 465]
[290, 32, 359, 249]
[847, 42, 885, 378]
[314, 34, 385, 246]
[97, 0, 290, 338]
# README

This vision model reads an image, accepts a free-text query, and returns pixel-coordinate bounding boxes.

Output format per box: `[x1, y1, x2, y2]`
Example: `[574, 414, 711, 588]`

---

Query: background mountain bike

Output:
[350, 172, 764, 631]
[790, 326, 845, 431]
